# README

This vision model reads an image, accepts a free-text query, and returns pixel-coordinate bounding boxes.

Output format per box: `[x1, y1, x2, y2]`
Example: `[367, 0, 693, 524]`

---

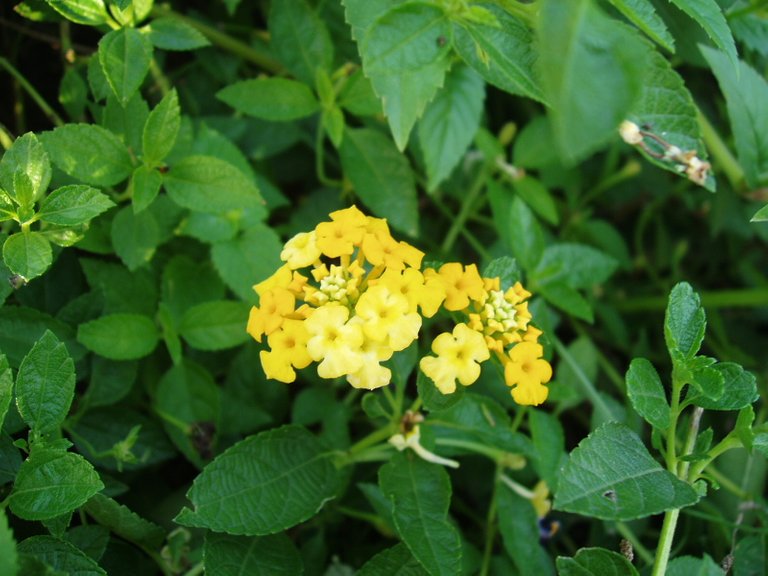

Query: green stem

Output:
[551, 335, 615, 423]
[181, 561, 203, 576]
[652, 406, 703, 576]
[348, 424, 397, 456]
[615, 522, 655, 566]
[434, 437, 509, 461]
[315, 121, 342, 187]
[441, 164, 489, 253]
[150, 6, 282, 73]
[615, 287, 768, 312]
[688, 433, 742, 481]
[479, 465, 501, 576]
[652, 508, 681, 576]
[697, 108, 744, 190]
[0, 57, 65, 127]
[429, 194, 490, 258]
[149, 59, 171, 98]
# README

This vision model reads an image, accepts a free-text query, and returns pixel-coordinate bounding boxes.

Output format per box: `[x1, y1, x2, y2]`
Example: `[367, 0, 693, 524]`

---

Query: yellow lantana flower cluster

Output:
[247, 205, 552, 405]
[247, 206, 444, 390]
[419, 264, 552, 405]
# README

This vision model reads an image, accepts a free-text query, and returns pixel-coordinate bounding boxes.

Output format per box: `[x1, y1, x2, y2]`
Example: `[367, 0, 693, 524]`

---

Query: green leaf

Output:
[359, 2, 452, 149]
[203, 532, 303, 576]
[64, 525, 109, 563]
[418, 64, 484, 191]
[338, 70, 382, 116]
[269, 0, 334, 84]
[0, 132, 51, 203]
[9, 449, 104, 521]
[357, 543, 428, 576]
[626, 358, 670, 431]
[687, 362, 757, 411]
[161, 255, 226, 322]
[3, 232, 52, 281]
[689, 358, 724, 399]
[529, 409, 566, 491]
[83, 356, 138, 408]
[80, 259, 157, 316]
[751, 203, 768, 222]
[538, 0, 648, 162]
[342, 0, 408, 42]
[0, 510, 17, 576]
[537, 283, 594, 323]
[379, 452, 461, 576]
[556, 547, 639, 575]
[59, 67, 88, 121]
[110, 205, 160, 270]
[452, 4, 544, 102]
[144, 17, 211, 51]
[754, 433, 768, 459]
[533, 243, 618, 289]
[77, 313, 159, 360]
[17, 535, 106, 576]
[481, 256, 521, 290]
[164, 155, 263, 213]
[0, 307, 79, 368]
[670, 0, 737, 66]
[15, 330, 75, 435]
[498, 487, 555, 576]
[513, 176, 559, 225]
[98, 27, 153, 105]
[339, 128, 418, 236]
[488, 185, 544, 272]
[0, 354, 12, 431]
[664, 282, 706, 361]
[217, 78, 320, 122]
[40, 124, 133, 187]
[701, 46, 768, 188]
[83, 493, 165, 549]
[553, 422, 699, 520]
[142, 88, 180, 167]
[175, 425, 339, 535]
[38, 185, 114, 226]
[155, 361, 220, 465]
[667, 554, 726, 576]
[43, 0, 109, 25]
[179, 300, 250, 350]
[606, 0, 675, 50]
[211, 225, 283, 303]
[427, 393, 532, 457]
[627, 48, 712, 188]
[128, 165, 162, 213]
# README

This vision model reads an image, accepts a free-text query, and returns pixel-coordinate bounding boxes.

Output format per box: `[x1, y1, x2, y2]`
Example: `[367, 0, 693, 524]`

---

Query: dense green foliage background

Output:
[0, 0, 767, 574]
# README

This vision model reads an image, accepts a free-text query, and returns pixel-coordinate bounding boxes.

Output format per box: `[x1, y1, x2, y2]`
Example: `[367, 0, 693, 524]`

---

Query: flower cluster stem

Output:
[652, 405, 703, 576]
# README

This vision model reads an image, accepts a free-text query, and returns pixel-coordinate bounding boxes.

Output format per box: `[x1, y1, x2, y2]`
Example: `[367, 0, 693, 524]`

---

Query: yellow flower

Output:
[253, 264, 293, 297]
[427, 263, 485, 311]
[375, 268, 445, 318]
[305, 304, 364, 379]
[315, 205, 368, 258]
[247, 287, 295, 342]
[354, 285, 421, 351]
[504, 342, 552, 406]
[259, 319, 311, 383]
[361, 218, 424, 270]
[420, 323, 490, 394]
[281, 231, 321, 269]
[346, 337, 393, 390]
